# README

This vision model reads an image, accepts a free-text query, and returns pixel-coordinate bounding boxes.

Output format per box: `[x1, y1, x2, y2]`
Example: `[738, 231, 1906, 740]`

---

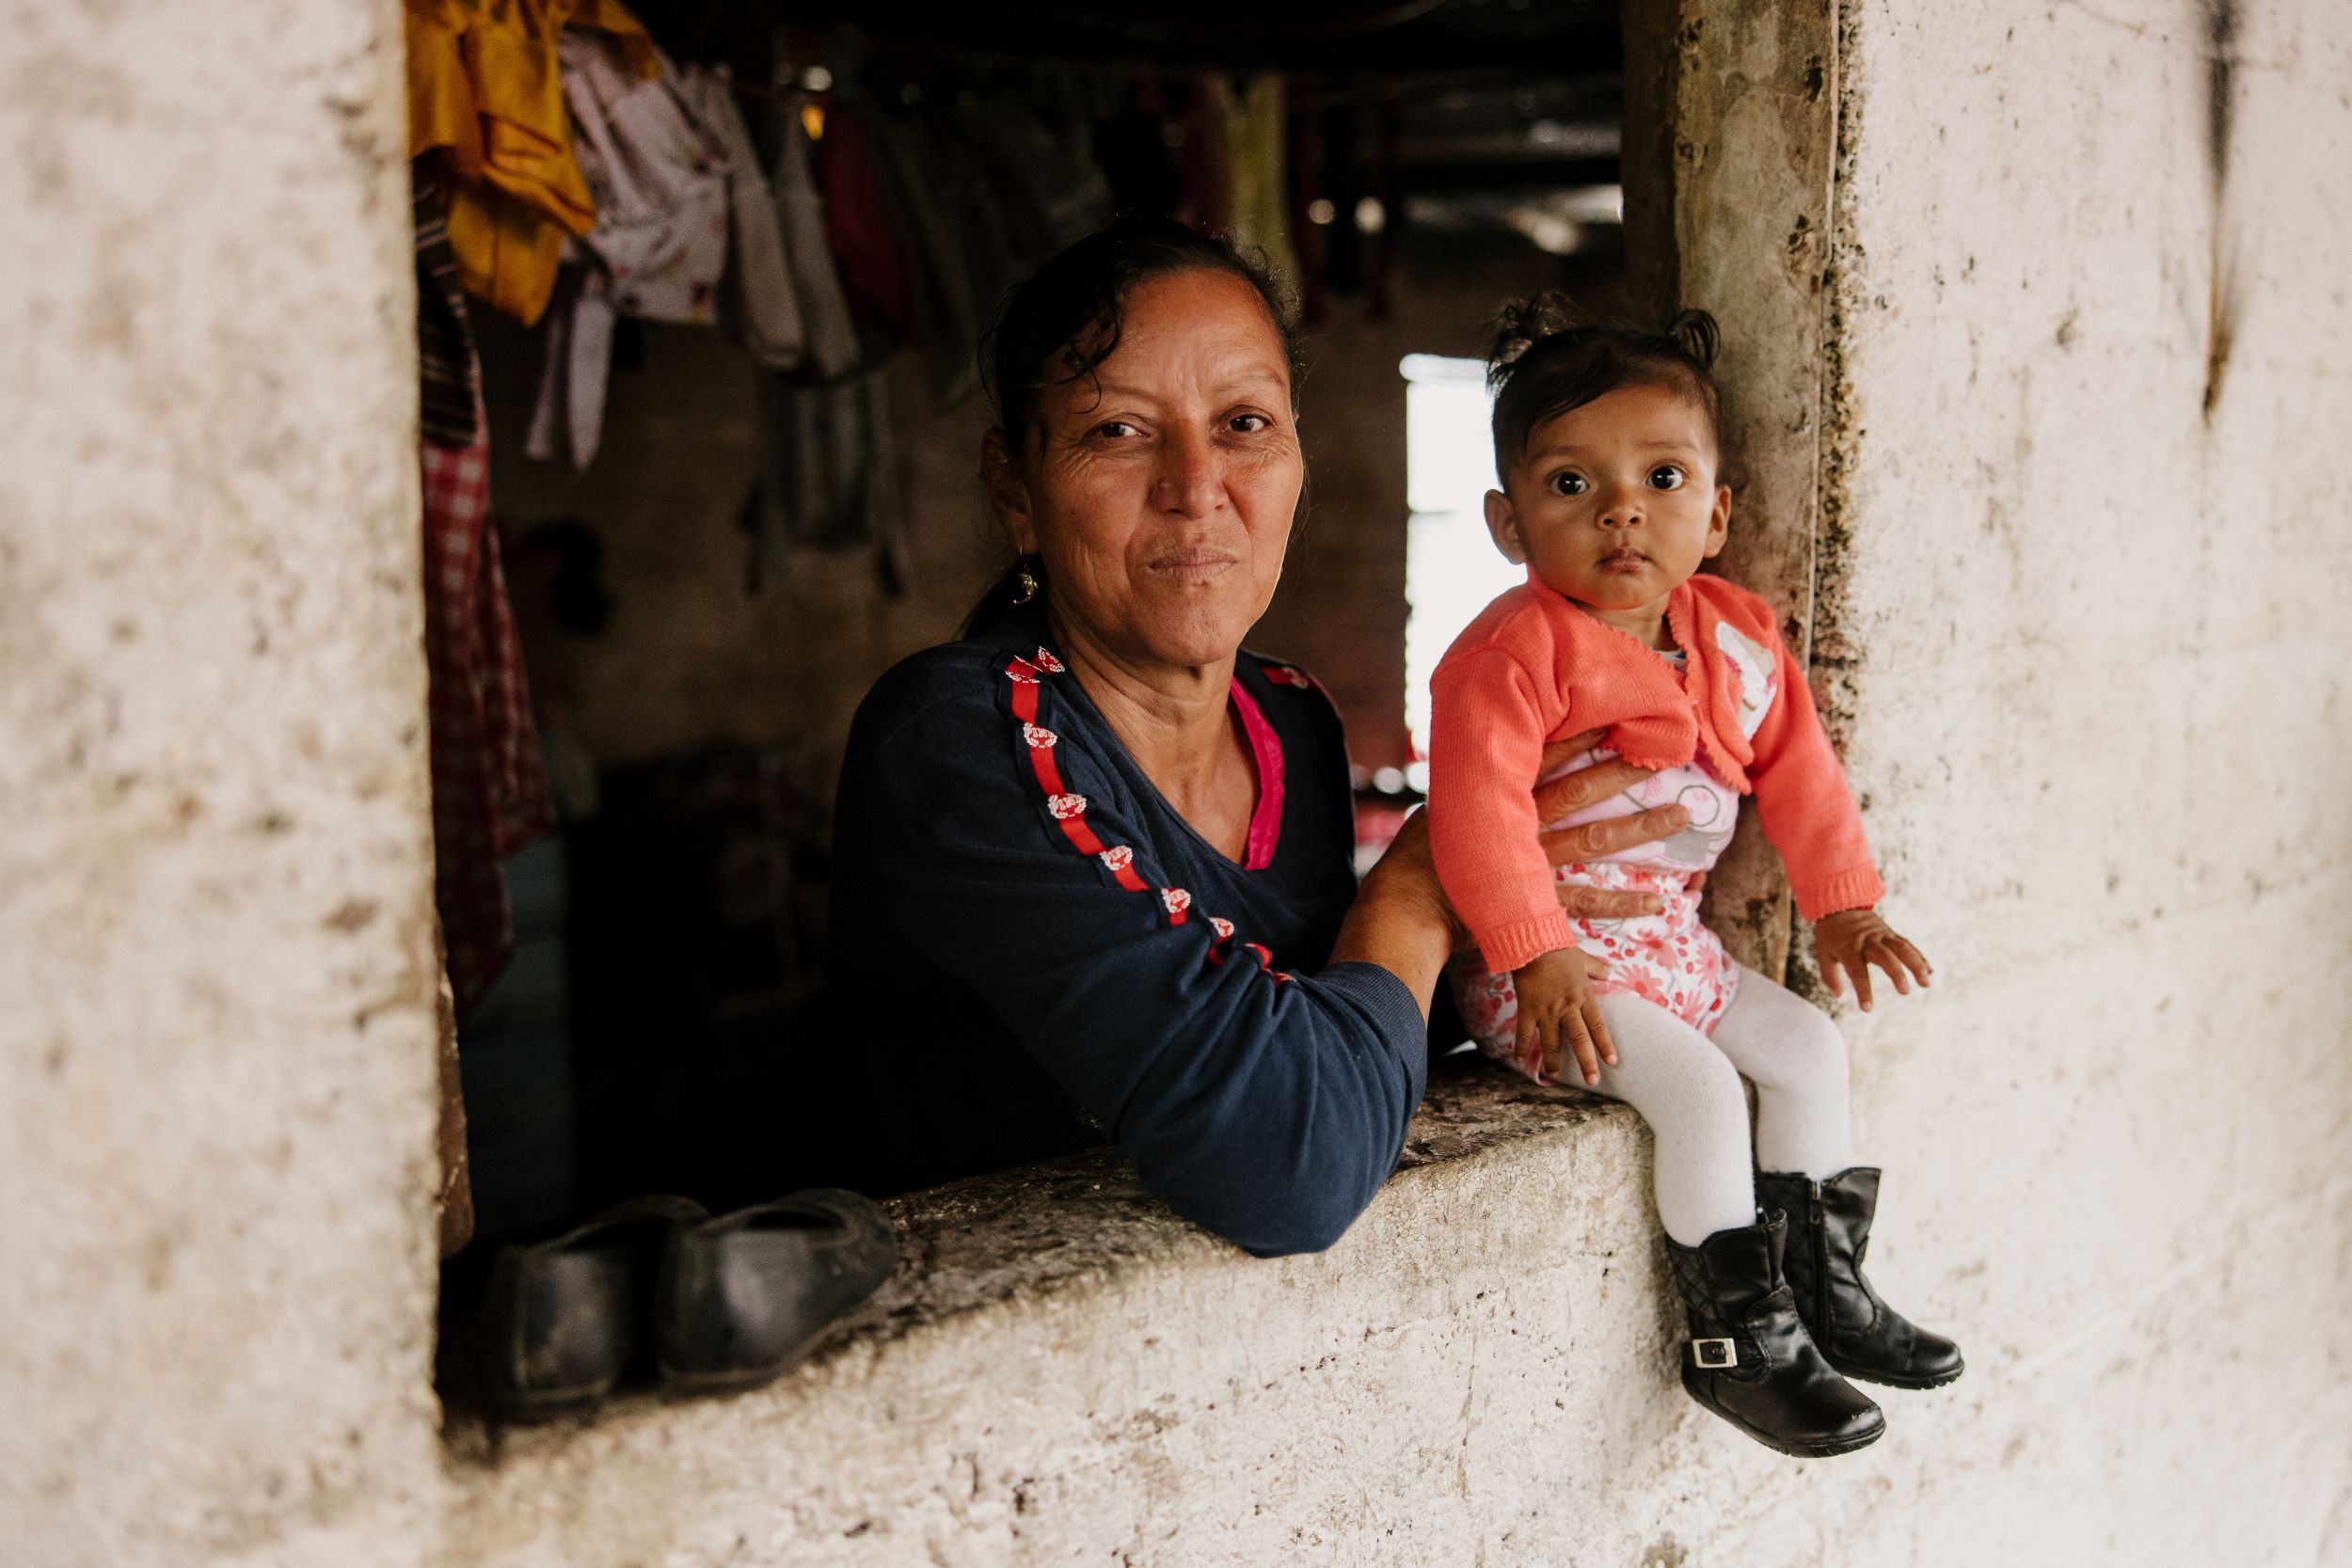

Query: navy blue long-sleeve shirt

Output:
[823, 609, 1429, 1256]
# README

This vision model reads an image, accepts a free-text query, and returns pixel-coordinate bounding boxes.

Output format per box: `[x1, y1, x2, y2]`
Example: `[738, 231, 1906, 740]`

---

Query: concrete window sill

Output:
[442, 1053, 1670, 1564]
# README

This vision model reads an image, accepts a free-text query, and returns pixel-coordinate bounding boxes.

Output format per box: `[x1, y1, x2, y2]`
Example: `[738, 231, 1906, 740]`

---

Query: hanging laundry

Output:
[1170, 77, 1232, 240]
[921, 113, 1025, 344]
[863, 109, 982, 407]
[415, 164, 557, 1017]
[733, 82, 1121, 597]
[404, 0, 658, 325]
[674, 64, 806, 372]
[954, 102, 1115, 260]
[523, 268, 612, 470]
[416, 166, 482, 448]
[565, 36, 730, 323]
[732, 84, 908, 595]
[1210, 74, 1300, 289]
[741, 364, 907, 596]
[526, 32, 730, 468]
[765, 89, 863, 381]
[818, 105, 916, 353]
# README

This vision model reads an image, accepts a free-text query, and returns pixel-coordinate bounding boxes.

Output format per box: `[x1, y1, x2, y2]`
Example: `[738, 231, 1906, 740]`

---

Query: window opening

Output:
[421, 0, 1645, 1425]
[1401, 353, 1522, 793]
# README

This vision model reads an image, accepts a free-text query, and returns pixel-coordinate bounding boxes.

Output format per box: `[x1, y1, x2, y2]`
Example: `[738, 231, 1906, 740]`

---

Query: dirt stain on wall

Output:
[2202, 0, 2238, 419]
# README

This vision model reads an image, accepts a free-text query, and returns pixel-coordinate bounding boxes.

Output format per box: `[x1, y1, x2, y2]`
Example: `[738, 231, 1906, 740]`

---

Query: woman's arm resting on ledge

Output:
[865, 704, 1428, 1258]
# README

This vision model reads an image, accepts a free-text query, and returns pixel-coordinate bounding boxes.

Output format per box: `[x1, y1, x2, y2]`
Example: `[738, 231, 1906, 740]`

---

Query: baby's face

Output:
[1488, 382, 1730, 619]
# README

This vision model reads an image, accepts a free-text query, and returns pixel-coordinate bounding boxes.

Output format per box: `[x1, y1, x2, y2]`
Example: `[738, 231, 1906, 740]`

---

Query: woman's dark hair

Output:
[1485, 293, 1726, 485]
[982, 216, 1303, 451]
[964, 218, 1305, 637]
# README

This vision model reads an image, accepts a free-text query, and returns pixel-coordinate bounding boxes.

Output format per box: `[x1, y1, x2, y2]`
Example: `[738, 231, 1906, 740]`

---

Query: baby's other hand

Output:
[1513, 947, 1617, 1087]
[1814, 908, 1933, 1013]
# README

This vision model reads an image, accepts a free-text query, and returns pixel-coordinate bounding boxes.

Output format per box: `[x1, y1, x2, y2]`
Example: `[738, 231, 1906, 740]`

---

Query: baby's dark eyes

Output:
[1549, 472, 1589, 496]
[1648, 465, 1686, 490]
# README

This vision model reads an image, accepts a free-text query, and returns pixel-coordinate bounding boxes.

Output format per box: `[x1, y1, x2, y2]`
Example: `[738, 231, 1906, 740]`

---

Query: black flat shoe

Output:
[477, 1195, 707, 1422]
[654, 1188, 899, 1395]
[1758, 1167, 1966, 1390]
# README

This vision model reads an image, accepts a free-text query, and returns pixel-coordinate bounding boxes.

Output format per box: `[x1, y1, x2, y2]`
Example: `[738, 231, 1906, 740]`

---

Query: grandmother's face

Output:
[992, 267, 1302, 673]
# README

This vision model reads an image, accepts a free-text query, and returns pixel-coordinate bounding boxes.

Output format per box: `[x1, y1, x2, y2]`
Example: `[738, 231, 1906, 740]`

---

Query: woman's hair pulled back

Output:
[1484, 293, 1726, 483]
[965, 217, 1303, 637]
[980, 216, 1303, 454]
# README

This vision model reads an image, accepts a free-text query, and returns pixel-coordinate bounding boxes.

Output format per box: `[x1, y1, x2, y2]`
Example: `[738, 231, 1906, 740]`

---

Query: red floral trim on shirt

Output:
[1258, 661, 1327, 697]
[1007, 648, 1155, 901]
[1003, 647, 1286, 981]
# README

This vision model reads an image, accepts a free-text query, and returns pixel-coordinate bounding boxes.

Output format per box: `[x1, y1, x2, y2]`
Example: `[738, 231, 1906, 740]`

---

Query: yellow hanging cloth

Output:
[405, 0, 658, 325]
[1210, 74, 1300, 293]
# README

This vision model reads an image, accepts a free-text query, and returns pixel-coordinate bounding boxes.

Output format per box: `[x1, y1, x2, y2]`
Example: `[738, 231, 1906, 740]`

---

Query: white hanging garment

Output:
[766, 88, 861, 380]
[527, 35, 731, 468]
[675, 62, 806, 371]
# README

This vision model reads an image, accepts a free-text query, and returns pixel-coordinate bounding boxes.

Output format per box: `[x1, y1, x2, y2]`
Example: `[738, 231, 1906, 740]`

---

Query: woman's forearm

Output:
[1328, 881, 1453, 1019]
[1328, 816, 1460, 1020]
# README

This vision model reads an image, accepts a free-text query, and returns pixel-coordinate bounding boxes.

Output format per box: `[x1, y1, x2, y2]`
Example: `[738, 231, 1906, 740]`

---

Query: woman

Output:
[825, 220, 1694, 1255]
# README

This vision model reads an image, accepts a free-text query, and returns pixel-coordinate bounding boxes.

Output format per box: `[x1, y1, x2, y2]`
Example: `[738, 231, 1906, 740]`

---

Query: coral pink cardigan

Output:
[1428, 573, 1884, 974]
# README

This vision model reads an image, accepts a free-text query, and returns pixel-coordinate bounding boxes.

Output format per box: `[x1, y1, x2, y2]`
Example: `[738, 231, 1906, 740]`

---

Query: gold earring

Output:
[1013, 560, 1039, 604]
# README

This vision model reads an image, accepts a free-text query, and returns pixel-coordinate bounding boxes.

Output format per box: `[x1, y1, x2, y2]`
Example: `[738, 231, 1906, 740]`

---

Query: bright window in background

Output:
[1401, 354, 1522, 787]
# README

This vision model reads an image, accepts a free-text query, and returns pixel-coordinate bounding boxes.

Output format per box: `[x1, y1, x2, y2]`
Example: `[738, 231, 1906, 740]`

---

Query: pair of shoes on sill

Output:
[476, 1188, 898, 1424]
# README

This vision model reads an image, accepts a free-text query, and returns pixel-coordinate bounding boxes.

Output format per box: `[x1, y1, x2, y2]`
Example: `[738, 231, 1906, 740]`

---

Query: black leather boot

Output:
[1663, 1212, 1885, 1457]
[1757, 1167, 1965, 1390]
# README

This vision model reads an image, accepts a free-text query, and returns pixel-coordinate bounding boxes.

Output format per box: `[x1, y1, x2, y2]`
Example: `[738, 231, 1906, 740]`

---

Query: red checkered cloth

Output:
[416, 152, 550, 1012]
[421, 416, 554, 1017]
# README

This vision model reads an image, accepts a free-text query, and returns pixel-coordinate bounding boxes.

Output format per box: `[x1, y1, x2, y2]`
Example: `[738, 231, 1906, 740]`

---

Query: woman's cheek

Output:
[1234, 433, 1304, 483]
[1047, 480, 1141, 575]
[1232, 445, 1304, 532]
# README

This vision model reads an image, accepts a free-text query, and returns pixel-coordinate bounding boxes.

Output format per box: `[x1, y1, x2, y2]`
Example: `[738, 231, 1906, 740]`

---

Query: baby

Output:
[1426, 297, 1963, 1458]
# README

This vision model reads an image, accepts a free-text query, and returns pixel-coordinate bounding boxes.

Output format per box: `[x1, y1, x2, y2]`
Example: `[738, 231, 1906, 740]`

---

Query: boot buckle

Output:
[1691, 1338, 1738, 1370]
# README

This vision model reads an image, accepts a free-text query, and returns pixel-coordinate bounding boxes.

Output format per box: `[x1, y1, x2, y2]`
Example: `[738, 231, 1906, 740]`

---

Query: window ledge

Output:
[443, 1054, 1666, 1563]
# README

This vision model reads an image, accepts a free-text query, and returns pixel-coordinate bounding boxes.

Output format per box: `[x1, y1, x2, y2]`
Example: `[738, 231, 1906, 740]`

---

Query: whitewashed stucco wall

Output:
[6, 2, 2351, 1566]
[0, 3, 447, 1565]
[1797, 0, 2352, 1556]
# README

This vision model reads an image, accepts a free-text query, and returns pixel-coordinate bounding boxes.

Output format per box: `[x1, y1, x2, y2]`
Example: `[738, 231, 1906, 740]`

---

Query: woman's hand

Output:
[1533, 730, 1698, 920]
[1814, 908, 1933, 1012]
[1337, 733, 1705, 1016]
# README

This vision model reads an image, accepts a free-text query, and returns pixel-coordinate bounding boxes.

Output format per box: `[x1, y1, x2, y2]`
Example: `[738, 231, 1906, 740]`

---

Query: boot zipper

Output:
[1808, 1180, 1830, 1348]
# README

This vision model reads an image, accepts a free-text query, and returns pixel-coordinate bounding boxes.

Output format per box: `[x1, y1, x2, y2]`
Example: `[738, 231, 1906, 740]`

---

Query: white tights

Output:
[1588, 965, 1854, 1245]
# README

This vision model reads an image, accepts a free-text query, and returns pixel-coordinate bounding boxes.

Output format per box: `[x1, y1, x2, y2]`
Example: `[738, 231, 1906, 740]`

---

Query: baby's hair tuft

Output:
[1483, 293, 1729, 483]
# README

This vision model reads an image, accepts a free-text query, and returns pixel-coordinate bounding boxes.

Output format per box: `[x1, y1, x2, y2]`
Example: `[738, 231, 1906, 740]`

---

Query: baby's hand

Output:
[1513, 947, 1618, 1087]
[1814, 908, 1933, 1012]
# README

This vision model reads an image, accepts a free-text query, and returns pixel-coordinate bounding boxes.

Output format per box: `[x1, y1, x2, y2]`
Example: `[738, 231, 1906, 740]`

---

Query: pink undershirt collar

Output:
[1229, 678, 1286, 871]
